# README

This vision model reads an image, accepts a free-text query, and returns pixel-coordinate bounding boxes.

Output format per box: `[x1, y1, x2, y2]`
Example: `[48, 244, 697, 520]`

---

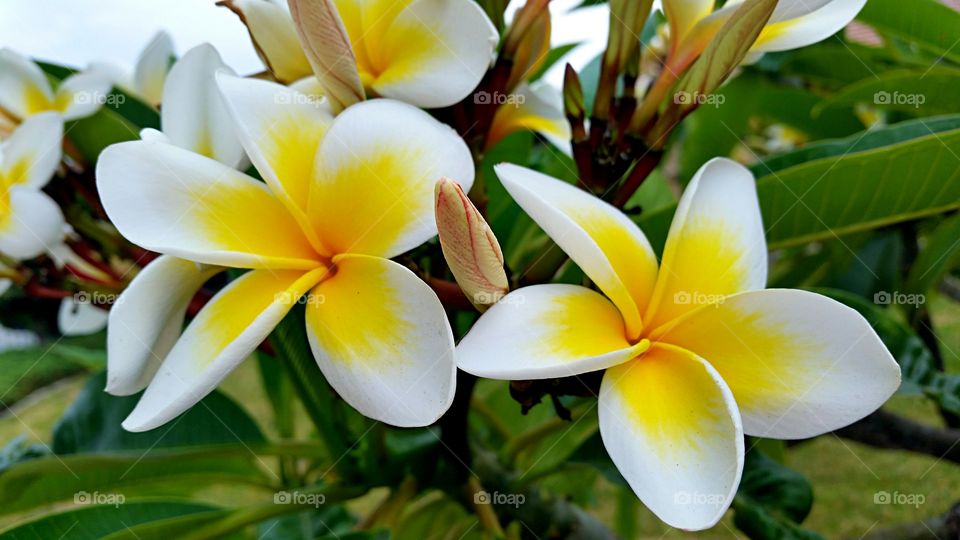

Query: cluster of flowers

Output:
[0, 0, 897, 530]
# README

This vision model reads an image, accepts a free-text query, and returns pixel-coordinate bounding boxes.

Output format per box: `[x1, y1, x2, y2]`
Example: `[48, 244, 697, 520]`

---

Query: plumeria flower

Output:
[456, 158, 900, 530]
[96, 76, 474, 431]
[88, 31, 175, 106]
[0, 49, 112, 122]
[226, 0, 498, 108]
[0, 112, 65, 260]
[487, 83, 571, 154]
[665, 0, 867, 74]
[103, 43, 247, 392]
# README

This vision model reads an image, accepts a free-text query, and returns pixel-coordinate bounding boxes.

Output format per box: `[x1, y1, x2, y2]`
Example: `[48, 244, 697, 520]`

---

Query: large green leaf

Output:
[858, 0, 960, 65]
[642, 124, 960, 252]
[733, 450, 824, 540]
[905, 213, 960, 296]
[52, 371, 265, 454]
[814, 69, 960, 118]
[0, 336, 104, 407]
[0, 501, 218, 540]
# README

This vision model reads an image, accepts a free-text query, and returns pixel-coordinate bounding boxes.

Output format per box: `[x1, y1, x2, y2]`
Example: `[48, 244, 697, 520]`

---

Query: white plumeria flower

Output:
[88, 31, 175, 106]
[0, 49, 113, 122]
[488, 83, 572, 155]
[228, 0, 498, 108]
[0, 113, 65, 260]
[96, 76, 474, 431]
[103, 43, 248, 391]
[665, 0, 867, 72]
[456, 158, 900, 530]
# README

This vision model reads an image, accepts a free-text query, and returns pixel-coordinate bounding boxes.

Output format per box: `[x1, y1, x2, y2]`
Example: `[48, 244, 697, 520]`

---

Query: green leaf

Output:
[814, 69, 960, 117]
[66, 110, 142, 165]
[857, 0, 960, 65]
[905, 213, 960, 295]
[52, 371, 265, 454]
[641, 124, 960, 252]
[0, 501, 219, 540]
[0, 335, 105, 406]
[733, 450, 824, 540]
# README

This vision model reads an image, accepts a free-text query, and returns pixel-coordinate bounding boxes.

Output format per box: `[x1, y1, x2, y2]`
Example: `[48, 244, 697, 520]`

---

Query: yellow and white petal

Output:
[106, 255, 223, 396]
[228, 0, 313, 83]
[752, 0, 866, 53]
[600, 344, 743, 530]
[309, 99, 473, 258]
[216, 74, 332, 247]
[123, 268, 325, 431]
[55, 71, 114, 121]
[162, 44, 245, 168]
[305, 254, 456, 427]
[363, 0, 498, 108]
[494, 164, 658, 339]
[96, 140, 320, 269]
[651, 288, 901, 439]
[644, 158, 766, 330]
[0, 112, 63, 190]
[488, 83, 571, 155]
[133, 30, 175, 105]
[0, 187, 65, 260]
[0, 48, 55, 119]
[663, 0, 715, 48]
[58, 297, 109, 336]
[457, 284, 647, 380]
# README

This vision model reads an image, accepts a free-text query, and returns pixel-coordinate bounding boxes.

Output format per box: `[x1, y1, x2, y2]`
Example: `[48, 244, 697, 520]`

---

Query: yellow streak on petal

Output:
[652, 302, 822, 414]
[262, 115, 328, 210]
[647, 218, 748, 329]
[311, 147, 428, 257]
[751, 17, 796, 49]
[540, 289, 632, 358]
[604, 345, 728, 457]
[23, 85, 54, 115]
[308, 255, 412, 365]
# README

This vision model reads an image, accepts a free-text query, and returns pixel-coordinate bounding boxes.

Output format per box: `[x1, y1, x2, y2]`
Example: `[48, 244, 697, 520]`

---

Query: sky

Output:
[0, 0, 612, 87]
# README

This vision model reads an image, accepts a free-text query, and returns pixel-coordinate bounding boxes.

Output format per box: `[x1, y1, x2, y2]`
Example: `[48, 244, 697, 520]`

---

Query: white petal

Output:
[56, 70, 114, 121]
[652, 288, 902, 439]
[309, 99, 474, 258]
[600, 345, 743, 530]
[162, 44, 245, 168]
[754, 0, 866, 52]
[0, 48, 54, 120]
[123, 268, 325, 431]
[0, 112, 63, 189]
[644, 157, 766, 330]
[494, 163, 658, 339]
[96, 140, 321, 269]
[133, 30, 175, 104]
[305, 254, 456, 427]
[106, 255, 222, 396]
[488, 83, 571, 155]
[365, 0, 498, 108]
[58, 296, 109, 336]
[230, 0, 313, 83]
[0, 187, 65, 260]
[457, 285, 646, 379]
